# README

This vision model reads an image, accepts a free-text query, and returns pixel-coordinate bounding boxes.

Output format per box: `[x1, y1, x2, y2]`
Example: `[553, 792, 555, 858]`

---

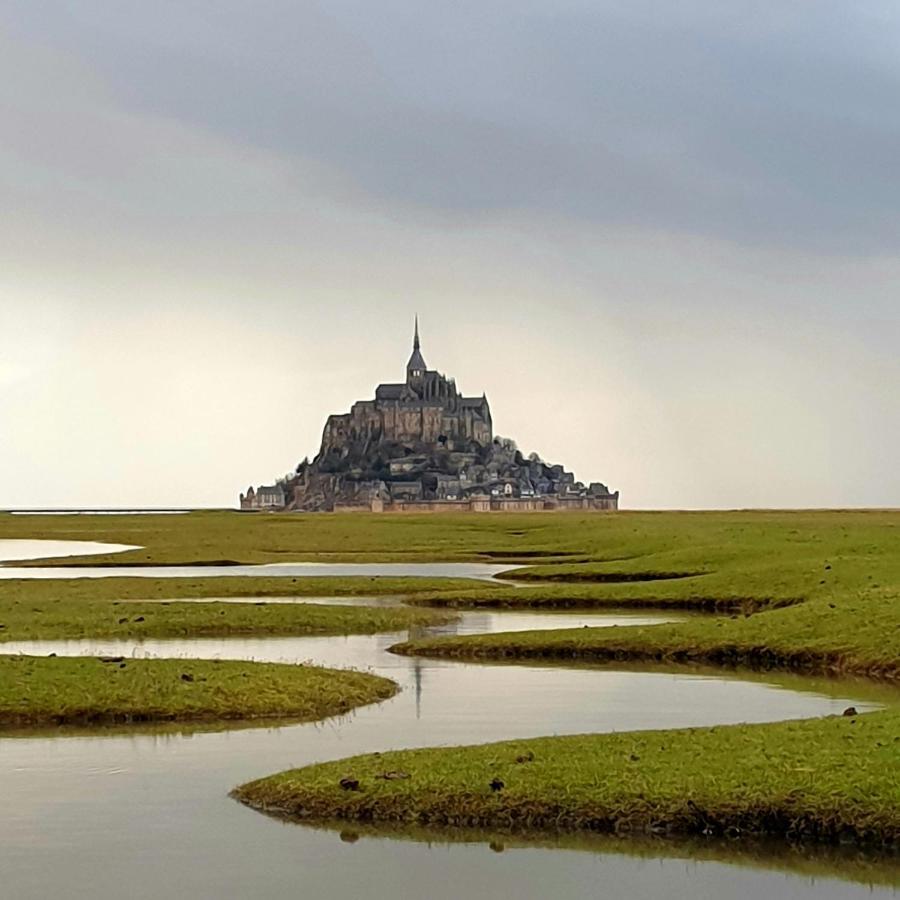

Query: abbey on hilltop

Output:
[240, 319, 618, 512]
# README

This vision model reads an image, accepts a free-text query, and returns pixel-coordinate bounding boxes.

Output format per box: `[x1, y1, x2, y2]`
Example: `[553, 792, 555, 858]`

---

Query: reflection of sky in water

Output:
[0, 539, 140, 562]
[0, 538, 514, 579]
[0, 542, 895, 898]
[0, 560, 515, 580]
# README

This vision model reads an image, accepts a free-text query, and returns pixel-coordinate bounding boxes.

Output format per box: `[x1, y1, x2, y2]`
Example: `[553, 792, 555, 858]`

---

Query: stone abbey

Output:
[241, 320, 618, 512]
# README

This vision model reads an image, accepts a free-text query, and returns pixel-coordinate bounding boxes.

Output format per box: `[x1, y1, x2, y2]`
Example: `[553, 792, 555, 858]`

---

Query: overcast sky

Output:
[1, 1, 898, 509]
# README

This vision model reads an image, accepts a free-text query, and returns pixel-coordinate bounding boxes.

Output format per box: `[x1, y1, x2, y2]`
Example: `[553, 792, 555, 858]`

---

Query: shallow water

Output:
[0, 539, 140, 562]
[2, 616, 897, 898]
[0, 538, 513, 580]
[1, 542, 897, 898]
[0, 560, 515, 580]
[7, 510, 189, 515]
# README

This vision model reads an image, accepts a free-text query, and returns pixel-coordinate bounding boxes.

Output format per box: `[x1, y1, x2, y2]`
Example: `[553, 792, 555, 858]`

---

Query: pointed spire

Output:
[407, 314, 426, 379]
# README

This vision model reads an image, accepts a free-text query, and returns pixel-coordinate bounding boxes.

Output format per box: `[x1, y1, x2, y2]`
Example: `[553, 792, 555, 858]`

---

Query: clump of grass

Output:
[234, 710, 900, 848]
[405, 584, 799, 614]
[0, 655, 397, 726]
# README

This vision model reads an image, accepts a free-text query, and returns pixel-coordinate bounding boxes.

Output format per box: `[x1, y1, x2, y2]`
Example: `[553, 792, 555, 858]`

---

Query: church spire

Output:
[406, 315, 426, 385]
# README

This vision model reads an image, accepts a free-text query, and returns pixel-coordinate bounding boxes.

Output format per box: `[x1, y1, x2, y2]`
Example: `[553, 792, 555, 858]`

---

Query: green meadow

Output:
[222, 508, 898, 847]
[234, 710, 900, 846]
[0, 654, 396, 726]
[3, 509, 899, 847]
[0, 576, 457, 641]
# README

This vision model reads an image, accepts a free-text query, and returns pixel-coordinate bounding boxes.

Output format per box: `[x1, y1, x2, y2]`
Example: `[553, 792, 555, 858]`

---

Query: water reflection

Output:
[0, 539, 139, 562]
[293, 820, 900, 895]
[0, 560, 516, 580]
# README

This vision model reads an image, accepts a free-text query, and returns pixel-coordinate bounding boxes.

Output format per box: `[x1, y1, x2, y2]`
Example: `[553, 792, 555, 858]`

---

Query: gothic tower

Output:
[406, 316, 426, 393]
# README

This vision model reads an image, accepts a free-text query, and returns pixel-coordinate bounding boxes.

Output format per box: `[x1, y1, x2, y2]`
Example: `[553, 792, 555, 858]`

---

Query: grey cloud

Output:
[6, 1, 900, 251]
[1, 1, 898, 509]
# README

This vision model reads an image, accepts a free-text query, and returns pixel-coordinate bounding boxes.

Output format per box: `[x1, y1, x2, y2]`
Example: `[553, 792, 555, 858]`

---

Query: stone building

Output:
[240, 320, 619, 513]
[239, 484, 286, 510]
[318, 318, 492, 457]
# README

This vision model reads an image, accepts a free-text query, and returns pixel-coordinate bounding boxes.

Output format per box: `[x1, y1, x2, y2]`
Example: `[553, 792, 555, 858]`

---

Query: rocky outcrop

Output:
[282, 434, 616, 511]
[240, 321, 618, 512]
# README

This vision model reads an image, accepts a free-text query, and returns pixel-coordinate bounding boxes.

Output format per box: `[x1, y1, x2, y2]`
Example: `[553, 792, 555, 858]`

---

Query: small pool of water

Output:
[0, 539, 140, 562]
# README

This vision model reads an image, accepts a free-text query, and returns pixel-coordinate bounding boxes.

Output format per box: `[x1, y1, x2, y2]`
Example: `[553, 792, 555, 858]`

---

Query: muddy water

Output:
[0, 542, 897, 898]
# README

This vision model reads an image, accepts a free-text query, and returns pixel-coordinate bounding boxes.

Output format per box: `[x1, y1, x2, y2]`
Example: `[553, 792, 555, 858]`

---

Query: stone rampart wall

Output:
[330, 496, 619, 513]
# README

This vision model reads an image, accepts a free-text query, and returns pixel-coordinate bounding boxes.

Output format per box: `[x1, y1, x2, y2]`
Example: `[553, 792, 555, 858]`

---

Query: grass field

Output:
[15, 507, 891, 567]
[392, 582, 899, 679]
[0, 576, 459, 641]
[0, 654, 396, 726]
[219, 509, 898, 848]
[3, 509, 899, 848]
[1, 509, 589, 565]
[234, 709, 900, 846]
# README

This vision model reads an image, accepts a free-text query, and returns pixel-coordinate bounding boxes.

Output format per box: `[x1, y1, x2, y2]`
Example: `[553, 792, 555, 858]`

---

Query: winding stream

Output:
[1, 541, 897, 898]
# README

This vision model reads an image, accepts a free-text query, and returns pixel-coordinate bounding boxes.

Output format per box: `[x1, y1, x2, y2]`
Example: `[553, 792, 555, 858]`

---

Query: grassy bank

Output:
[0, 578, 456, 641]
[234, 709, 900, 847]
[0, 575, 484, 600]
[1, 508, 589, 565]
[6, 508, 893, 568]
[230, 509, 900, 849]
[0, 576, 462, 641]
[405, 581, 798, 613]
[6, 510, 900, 847]
[391, 508, 900, 680]
[0, 655, 397, 726]
[392, 585, 900, 681]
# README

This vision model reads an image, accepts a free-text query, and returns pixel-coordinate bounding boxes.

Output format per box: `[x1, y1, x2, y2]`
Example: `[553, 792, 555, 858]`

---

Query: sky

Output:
[1, 1, 898, 509]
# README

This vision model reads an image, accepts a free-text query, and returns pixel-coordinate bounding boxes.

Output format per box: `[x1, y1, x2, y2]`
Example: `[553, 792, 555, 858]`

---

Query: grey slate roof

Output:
[407, 347, 427, 371]
[376, 383, 407, 399]
[407, 316, 427, 370]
